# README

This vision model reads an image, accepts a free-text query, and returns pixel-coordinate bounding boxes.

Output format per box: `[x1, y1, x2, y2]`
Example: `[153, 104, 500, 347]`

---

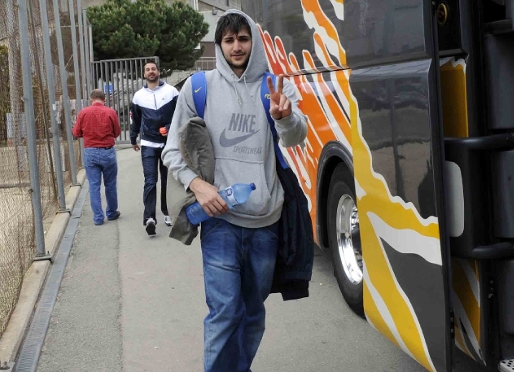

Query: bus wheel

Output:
[327, 165, 364, 316]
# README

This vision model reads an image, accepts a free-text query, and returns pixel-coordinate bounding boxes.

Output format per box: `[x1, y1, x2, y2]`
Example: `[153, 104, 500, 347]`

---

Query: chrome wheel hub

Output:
[500, 360, 514, 372]
[336, 195, 363, 285]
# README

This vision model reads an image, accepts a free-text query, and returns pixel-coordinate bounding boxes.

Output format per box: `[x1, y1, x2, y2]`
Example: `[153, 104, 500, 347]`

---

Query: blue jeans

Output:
[141, 146, 168, 224]
[200, 218, 278, 372]
[84, 147, 118, 224]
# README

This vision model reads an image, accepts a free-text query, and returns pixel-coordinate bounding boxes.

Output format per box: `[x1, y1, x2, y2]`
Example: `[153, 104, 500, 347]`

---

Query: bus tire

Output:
[327, 164, 364, 317]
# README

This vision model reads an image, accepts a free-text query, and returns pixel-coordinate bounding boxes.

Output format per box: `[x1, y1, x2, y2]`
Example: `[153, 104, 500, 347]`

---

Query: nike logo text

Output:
[228, 113, 257, 133]
[220, 129, 259, 147]
[219, 113, 259, 148]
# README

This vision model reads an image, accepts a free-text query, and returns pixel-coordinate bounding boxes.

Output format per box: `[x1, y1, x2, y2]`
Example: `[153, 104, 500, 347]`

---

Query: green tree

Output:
[157, 2, 208, 72]
[87, 0, 209, 73]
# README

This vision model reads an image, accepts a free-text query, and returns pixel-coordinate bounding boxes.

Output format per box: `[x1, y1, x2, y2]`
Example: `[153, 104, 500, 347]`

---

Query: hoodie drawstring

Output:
[231, 74, 256, 106]
[243, 76, 254, 100]
[231, 74, 242, 106]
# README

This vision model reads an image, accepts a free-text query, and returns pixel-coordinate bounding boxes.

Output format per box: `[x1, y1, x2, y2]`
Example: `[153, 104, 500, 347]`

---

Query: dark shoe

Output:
[108, 211, 121, 221]
[146, 218, 156, 236]
[94, 220, 104, 226]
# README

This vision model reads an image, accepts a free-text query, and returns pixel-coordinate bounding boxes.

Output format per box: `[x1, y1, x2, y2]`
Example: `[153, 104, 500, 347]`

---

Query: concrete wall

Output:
[201, 41, 215, 58]
[200, 10, 223, 43]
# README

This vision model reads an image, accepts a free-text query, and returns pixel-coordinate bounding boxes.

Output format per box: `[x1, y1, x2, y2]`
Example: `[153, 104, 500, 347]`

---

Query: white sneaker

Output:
[164, 215, 172, 226]
[145, 218, 156, 236]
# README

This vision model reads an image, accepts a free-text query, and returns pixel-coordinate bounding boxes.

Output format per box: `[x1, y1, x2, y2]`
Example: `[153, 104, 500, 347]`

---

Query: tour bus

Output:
[241, 0, 514, 371]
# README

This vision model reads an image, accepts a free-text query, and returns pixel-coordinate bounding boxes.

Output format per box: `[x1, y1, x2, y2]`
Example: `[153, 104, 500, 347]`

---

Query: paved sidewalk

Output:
[36, 147, 464, 372]
[37, 147, 207, 372]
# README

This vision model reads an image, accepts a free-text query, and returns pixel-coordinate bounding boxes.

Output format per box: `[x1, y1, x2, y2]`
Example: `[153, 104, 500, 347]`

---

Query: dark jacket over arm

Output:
[166, 116, 214, 244]
[270, 159, 314, 301]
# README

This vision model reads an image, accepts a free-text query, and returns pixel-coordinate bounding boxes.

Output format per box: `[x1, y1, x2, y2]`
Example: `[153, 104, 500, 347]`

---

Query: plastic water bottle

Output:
[186, 183, 257, 225]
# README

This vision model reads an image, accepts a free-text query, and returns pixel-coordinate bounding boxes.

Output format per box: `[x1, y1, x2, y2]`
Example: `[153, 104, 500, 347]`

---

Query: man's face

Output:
[144, 63, 160, 83]
[220, 28, 252, 73]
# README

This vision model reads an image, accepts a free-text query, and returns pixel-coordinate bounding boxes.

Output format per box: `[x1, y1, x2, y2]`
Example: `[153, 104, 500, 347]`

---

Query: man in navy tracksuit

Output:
[130, 62, 179, 236]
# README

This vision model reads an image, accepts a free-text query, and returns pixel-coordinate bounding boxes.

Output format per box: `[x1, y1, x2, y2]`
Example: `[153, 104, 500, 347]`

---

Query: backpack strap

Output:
[261, 72, 288, 170]
[191, 71, 207, 119]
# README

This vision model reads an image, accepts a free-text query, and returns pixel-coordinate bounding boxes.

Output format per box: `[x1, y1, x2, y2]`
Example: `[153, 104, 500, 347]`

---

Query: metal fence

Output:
[194, 57, 216, 71]
[0, 0, 90, 338]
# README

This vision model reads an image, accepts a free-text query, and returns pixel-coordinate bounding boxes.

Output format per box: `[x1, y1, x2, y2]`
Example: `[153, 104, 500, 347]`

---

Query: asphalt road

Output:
[37, 148, 484, 372]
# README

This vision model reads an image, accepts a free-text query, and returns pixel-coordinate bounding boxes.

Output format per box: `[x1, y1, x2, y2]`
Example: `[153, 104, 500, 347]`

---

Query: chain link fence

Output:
[0, 0, 90, 338]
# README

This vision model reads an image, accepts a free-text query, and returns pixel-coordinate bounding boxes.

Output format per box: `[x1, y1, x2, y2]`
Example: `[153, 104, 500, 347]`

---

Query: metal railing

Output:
[195, 57, 216, 71]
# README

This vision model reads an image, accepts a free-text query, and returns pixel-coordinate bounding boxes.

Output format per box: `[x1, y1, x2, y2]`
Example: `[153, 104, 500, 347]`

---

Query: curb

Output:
[0, 169, 87, 364]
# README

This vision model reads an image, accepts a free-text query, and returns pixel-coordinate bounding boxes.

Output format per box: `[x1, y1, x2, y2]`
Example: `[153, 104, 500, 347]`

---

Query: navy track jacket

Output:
[130, 81, 179, 145]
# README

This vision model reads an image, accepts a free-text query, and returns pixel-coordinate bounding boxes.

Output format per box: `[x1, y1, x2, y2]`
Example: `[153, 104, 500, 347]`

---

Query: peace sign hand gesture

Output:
[267, 75, 292, 120]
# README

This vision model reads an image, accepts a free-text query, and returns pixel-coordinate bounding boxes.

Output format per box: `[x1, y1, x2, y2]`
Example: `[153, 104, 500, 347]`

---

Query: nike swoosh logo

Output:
[219, 129, 259, 147]
[194, 87, 202, 93]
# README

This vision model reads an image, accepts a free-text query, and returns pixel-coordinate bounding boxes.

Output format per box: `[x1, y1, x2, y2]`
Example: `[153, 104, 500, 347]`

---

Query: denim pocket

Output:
[84, 149, 95, 168]
[106, 148, 117, 166]
[264, 221, 280, 241]
[200, 218, 225, 240]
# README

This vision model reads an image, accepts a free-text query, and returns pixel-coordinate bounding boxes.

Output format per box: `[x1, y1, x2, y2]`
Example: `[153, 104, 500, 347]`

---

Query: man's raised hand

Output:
[267, 75, 292, 120]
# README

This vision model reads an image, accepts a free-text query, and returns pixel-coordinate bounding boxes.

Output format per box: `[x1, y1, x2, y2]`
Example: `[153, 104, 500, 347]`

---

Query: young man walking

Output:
[162, 10, 307, 372]
[131, 62, 179, 236]
[73, 89, 121, 226]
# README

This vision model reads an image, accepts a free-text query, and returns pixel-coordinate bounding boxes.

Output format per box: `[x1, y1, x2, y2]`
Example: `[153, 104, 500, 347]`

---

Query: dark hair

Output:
[90, 89, 105, 100]
[144, 61, 159, 70]
[214, 13, 251, 45]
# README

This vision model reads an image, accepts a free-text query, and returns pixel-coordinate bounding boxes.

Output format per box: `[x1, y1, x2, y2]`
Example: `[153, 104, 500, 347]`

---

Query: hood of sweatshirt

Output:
[215, 9, 269, 84]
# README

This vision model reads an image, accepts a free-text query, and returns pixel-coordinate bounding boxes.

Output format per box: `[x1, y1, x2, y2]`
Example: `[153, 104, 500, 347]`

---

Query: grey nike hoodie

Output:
[162, 9, 307, 229]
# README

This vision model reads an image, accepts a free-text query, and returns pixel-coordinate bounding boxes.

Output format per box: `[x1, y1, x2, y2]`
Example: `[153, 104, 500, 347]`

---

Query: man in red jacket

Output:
[73, 89, 121, 225]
